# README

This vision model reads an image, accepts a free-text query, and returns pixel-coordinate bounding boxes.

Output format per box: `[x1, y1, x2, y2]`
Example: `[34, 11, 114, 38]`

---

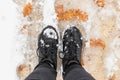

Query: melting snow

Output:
[43, 28, 58, 39]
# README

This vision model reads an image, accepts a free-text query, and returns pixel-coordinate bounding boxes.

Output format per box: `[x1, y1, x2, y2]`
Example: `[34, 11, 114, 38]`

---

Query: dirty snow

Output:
[2, 0, 120, 80]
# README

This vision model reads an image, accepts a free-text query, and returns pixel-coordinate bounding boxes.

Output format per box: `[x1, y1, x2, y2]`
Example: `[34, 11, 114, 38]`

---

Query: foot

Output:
[37, 26, 59, 70]
[62, 26, 83, 72]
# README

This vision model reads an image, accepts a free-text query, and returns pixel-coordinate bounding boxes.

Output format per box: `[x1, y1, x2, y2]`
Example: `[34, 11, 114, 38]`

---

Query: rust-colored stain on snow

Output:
[94, 0, 105, 7]
[109, 74, 115, 80]
[17, 64, 31, 79]
[18, 64, 26, 71]
[116, 8, 120, 12]
[90, 38, 106, 50]
[55, 5, 64, 20]
[55, 5, 88, 21]
[22, 2, 33, 17]
[63, 9, 75, 20]
[20, 25, 29, 35]
[75, 9, 88, 21]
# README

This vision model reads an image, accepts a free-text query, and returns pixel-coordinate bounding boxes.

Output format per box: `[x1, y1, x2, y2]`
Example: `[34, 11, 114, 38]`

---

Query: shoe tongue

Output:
[45, 38, 57, 46]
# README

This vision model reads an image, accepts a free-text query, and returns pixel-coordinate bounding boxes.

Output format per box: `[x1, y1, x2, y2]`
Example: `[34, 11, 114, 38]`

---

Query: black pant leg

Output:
[63, 64, 95, 80]
[25, 63, 57, 80]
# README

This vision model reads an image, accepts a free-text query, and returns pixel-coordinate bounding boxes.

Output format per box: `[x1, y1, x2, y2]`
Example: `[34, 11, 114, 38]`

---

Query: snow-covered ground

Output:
[1, 0, 120, 80]
[0, 0, 17, 80]
[0, 0, 60, 80]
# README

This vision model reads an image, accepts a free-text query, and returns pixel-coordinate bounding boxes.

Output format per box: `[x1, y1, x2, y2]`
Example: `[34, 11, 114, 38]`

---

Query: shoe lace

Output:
[65, 41, 78, 60]
[63, 41, 80, 69]
[36, 40, 57, 60]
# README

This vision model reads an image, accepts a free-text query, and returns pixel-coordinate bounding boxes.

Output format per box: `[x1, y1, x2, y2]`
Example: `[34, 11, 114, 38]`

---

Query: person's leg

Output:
[25, 26, 59, 80]
[62, 26, 95, 80]
[63, 64, 95, 80]
[25, 63, 57, 80]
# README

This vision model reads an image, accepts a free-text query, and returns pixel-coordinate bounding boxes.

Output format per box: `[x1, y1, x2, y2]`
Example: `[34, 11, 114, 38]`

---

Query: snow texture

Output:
[43, 28, 58, 39]
[43, 0, 58, 30]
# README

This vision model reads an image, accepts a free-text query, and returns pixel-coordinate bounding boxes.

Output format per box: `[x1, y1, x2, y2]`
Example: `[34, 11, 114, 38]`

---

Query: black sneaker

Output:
[37, 26, 59, 70]
[62, 26, 83, 72]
